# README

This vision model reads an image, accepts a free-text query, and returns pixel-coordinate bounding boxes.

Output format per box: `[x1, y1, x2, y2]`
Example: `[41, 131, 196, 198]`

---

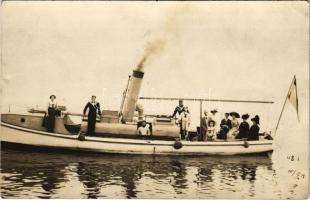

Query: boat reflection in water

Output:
[1, 146, 278, 199]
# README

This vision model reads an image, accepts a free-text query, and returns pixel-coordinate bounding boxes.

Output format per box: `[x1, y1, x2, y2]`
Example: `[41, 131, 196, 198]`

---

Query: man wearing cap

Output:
[171, 100, 189, 140]
[172, 100, 186, 118]
[83, 95, 102, 136]
[248, 115, 260, 141]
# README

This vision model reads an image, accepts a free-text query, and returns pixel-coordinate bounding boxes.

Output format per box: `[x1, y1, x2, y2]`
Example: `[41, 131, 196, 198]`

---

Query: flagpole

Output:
[295, 75, 300, 122]
[274, 76, 296, 135]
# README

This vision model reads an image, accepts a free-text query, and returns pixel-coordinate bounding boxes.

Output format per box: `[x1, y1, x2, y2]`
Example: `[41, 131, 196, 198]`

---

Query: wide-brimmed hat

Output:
[230, 112, 240, 118]
[49, 94, 56, 99]
[242, 114, 250, 120]
[251, 115, 260, 124]
[210, 109, 218, 114]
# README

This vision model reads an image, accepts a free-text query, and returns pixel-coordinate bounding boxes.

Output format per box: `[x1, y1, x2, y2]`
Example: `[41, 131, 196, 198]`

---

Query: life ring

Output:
[243, 140, 249, 148]
[173, 140, 183, 149]
[78, 133, 86, 141]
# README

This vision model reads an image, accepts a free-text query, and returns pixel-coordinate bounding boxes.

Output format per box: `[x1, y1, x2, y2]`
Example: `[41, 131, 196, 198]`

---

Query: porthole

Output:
[20, 118, 25, 123]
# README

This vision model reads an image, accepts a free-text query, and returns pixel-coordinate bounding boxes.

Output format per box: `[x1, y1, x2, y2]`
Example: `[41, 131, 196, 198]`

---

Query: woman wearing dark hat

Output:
[236, 114, 250, 139]
[219, 112, 232, 140]
[248, 115, 260, 141]
[227, 112, 240, 139]
[46, 95, 58, 132]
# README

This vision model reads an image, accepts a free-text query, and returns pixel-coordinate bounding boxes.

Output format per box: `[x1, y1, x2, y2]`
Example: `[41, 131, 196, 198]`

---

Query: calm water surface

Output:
[0, 146, 306, 199]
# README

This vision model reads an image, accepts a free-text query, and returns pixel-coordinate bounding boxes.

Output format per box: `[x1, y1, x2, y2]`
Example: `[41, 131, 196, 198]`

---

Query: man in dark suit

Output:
[219, 113, 232, 140]
[83, 95, 101, 136]
[200, 110, 208, 141]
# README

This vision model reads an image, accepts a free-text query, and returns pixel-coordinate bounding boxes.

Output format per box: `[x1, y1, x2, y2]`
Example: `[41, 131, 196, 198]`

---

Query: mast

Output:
[119, 75, 131, 116]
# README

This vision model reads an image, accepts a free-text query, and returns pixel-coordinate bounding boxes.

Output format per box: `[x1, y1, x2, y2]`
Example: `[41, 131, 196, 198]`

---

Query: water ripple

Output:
[0, 148, 302, 199]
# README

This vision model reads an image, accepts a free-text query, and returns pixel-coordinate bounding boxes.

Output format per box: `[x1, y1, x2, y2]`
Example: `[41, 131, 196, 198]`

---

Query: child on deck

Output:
[207, 120, 216, 141]
[138, 120, 150, 136]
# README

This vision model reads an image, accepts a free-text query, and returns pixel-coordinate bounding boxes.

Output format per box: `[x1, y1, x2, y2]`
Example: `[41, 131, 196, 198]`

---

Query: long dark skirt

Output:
[179, 122, 185, 140]
[236, 131, 248, 139]
[47, 107, 56, 133]
[87, 114, 97, 136]
[200, 129, 207, 141]
[218, 127, 229, 140]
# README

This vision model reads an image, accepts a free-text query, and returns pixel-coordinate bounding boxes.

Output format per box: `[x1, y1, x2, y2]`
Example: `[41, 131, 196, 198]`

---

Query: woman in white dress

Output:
[209, 109, 220, 133]
[180, 107, 190, 140]
[227, 112, 240, 140]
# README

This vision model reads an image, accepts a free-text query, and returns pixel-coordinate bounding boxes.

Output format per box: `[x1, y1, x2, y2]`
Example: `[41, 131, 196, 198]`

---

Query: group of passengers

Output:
[45, 95, 262, 142]
[201, 110, 260, 141]
[172, 100, 261, 141]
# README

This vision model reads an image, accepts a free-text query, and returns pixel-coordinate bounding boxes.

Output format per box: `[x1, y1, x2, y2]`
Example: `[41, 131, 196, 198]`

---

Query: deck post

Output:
[199, 100, 202, 140]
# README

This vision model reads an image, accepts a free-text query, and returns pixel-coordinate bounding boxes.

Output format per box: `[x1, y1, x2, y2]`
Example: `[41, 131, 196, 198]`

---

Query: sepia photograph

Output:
[0, 1, 309, 199]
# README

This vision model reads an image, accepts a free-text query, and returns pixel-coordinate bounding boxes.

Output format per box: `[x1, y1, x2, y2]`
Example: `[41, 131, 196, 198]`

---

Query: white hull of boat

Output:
[0, 122, 273, 156]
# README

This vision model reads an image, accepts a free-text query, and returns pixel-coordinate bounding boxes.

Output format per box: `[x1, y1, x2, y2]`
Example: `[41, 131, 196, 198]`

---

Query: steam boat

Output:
[1, 70, 275, 155]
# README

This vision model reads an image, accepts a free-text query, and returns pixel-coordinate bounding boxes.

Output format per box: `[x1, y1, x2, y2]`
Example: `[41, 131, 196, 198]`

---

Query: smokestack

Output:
[121, 70, 144, 122]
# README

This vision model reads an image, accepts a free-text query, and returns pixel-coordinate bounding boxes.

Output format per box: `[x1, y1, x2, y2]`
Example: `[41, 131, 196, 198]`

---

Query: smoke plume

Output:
[136, 38, 166, 71]
[135, 3, 193, 72]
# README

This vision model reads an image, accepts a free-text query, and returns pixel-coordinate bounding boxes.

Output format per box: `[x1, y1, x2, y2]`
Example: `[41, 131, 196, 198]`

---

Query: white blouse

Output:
[47, 100, 57, 109]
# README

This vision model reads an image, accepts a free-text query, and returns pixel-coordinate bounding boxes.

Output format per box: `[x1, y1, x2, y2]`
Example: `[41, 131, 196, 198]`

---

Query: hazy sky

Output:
[1, 1, 309, 129]
[1, 3, 309, 197]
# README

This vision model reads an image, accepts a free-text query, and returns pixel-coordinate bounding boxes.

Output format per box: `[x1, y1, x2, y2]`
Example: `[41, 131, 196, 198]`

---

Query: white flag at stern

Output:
[287, 76, 299, 120]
